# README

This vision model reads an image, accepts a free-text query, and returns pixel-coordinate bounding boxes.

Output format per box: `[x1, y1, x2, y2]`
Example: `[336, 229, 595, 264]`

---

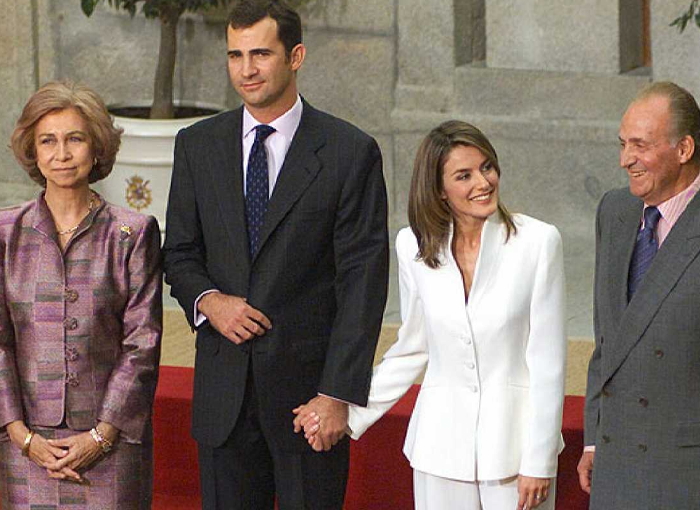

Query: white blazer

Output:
[348, 213, 567, 482]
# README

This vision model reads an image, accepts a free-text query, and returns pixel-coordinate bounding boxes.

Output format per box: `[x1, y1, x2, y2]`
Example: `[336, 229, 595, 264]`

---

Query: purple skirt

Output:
[0, 427, 152, 510]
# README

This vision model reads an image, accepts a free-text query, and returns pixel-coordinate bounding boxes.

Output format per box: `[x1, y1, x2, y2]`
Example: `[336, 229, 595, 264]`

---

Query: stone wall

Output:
[1, 0, 699, 338]
[652, 0, 700, 101]
[0, 2, 43, 203]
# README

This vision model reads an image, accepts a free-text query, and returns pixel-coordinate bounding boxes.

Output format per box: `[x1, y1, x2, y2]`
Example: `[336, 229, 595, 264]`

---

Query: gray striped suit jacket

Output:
[585, 187, 700, 509]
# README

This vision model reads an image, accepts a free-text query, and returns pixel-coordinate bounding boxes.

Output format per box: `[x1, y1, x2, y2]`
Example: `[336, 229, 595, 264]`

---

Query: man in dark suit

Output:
[578, 81, 700, 509]
[162, 1, 389, 508]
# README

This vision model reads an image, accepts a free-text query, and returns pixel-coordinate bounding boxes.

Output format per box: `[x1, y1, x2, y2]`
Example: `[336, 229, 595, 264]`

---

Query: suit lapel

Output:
[253, 103, 325, 262]
[437, 225, 471, 328]
[211, 108, 251, 270]
[467, 215, 503, 313]
[603, 193, 700, 383]
[608, 198, 643, 322]
[438, 215, 503, 325]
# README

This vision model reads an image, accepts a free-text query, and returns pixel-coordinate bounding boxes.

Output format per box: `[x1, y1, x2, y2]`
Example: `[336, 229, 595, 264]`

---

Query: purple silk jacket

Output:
[0, 194, 162, 443]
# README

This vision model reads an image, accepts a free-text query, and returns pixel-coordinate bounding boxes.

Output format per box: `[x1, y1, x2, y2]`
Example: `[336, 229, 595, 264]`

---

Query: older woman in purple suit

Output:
[0, 81, 162, 509]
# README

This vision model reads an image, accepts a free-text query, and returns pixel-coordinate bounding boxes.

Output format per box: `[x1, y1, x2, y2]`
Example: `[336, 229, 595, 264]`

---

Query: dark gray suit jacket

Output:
[162, 101, 389, 453]
[585, 187, 700, 509]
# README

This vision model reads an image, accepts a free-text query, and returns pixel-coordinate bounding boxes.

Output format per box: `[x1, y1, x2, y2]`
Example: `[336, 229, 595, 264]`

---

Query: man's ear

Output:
[289, 43, 306, 72]
[677, 134, 695, 165]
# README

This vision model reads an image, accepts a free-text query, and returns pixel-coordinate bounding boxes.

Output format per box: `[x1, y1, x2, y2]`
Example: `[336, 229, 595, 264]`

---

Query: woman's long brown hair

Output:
[408, 120, 517, 268]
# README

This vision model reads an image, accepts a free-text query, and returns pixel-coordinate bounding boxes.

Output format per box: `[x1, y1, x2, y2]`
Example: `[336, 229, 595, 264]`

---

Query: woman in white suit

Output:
[297, 121, 567, 509]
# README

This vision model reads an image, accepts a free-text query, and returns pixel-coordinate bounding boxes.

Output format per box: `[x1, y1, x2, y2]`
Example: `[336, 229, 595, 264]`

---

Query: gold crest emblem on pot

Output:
[125, 175, 152, 212]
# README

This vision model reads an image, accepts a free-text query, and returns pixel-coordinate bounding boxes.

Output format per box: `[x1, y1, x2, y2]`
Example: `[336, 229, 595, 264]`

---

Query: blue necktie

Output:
[628, 206, 661, 299]
[245, 124, 275, 256]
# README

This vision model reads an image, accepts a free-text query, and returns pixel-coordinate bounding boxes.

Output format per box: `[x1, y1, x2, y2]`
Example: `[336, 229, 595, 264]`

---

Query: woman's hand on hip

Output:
[517, 475, 551, 509]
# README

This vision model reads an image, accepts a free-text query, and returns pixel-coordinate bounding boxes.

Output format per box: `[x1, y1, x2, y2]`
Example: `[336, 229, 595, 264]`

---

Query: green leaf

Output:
[695, 11, 700, 27]
[81, 0, 99, 16]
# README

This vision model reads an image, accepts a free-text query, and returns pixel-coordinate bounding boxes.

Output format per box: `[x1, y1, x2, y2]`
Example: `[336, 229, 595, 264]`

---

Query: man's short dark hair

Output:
[227, 0, 302, 56]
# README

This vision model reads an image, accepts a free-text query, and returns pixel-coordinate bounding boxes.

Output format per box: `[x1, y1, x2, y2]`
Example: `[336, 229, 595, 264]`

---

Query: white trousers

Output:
[413, 470, 556, 510]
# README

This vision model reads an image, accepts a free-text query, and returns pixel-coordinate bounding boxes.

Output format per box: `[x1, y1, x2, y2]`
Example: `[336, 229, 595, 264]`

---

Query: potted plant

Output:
[78, 1, 235, 224]
[81, 0, 235, 120]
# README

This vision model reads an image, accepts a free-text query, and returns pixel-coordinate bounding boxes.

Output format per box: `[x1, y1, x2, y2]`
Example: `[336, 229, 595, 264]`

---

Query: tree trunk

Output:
[150, 8, 181, 119]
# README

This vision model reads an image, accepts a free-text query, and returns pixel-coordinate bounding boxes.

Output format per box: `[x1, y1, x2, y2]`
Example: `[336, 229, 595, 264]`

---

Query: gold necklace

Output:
[56, 193, 97, 236]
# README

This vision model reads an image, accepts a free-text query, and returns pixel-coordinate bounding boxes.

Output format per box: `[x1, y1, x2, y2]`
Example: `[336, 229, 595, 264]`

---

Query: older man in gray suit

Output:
[578, 81, 700, 509]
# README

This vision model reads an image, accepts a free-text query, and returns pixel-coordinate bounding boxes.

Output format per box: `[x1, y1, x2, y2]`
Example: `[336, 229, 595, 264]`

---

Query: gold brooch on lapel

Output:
[120, 224, 132, 239]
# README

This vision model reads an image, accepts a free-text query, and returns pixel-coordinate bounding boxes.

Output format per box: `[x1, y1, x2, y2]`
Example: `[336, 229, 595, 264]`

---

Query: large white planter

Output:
[94, 102, 221, 230]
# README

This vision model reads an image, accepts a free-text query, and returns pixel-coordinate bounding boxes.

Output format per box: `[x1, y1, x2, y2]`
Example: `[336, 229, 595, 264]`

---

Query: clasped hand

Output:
[7, 420, 115, 483]
[292, 396, 348, 452]
[198, 293, 272, 344]
[44, 430, 113, 482]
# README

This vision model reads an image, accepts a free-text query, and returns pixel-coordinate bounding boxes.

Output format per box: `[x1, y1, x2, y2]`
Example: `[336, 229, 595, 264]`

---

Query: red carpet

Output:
[151, 366, 589, 509]
[152, 366, 201, 509]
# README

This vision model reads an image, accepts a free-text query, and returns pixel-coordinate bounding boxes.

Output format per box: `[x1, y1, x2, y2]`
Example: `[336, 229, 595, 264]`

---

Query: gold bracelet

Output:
[89, 427, 113, 454]
[21, 430, 35, 457]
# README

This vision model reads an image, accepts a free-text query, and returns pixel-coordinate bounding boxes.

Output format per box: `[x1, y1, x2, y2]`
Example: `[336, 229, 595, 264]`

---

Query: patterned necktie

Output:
[245, 124, 275, 256]
[628, 206, 661, 299]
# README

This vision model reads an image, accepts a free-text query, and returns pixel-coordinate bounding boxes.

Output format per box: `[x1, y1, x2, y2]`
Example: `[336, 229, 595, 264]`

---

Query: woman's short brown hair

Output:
[408, 120, 517, 269]
[10, 81, 122, 186]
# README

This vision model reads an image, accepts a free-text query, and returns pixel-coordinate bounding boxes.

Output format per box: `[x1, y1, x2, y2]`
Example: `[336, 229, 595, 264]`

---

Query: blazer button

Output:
[638, 444, 647, 452]
[466, 362, 475, 370]
[65, 346, 79, 362]
[63, 318, 78, 330]
[654, 349, 664, 359]
[66, 373, 80, 387]
[602, 435, 611, 444]
[64, 289, 79, 303]
[638, 397, 649, 407]
[470, 385, 478, 393]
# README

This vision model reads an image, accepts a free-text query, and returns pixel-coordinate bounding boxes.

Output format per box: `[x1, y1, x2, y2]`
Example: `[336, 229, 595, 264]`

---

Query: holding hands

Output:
[293, 395, 348, 452]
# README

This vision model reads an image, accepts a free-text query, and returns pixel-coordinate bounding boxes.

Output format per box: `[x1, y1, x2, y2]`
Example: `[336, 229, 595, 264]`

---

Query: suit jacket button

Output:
[638, 444, 647, 452]
[63, 318, 78, 330]
[654, 349, 664, 358]
[602, 435, 611, 443]
[65, 346, 79, 362]
[66, 373, 79, 387]
[64, 289, 79, 303]
[638, 397, 649, 407]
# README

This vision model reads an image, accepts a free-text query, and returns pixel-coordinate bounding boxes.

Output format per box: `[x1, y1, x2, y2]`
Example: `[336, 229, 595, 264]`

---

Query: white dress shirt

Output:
[242, 95, 303, 197]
